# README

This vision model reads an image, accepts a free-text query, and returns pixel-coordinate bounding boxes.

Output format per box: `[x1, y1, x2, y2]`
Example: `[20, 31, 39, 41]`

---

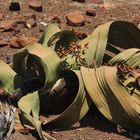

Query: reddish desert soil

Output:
[0, 0, 140, 140]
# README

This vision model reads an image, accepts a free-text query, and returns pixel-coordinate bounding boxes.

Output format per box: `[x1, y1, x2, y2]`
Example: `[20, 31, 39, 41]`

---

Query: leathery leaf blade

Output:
[18, 91, 55, 140]
[109, 48, 140, 65]
[13, 43, 62, 89]
[65, 22, 113, 68]
[48, 30, 78, 49]
[0, 60, 23, 95]
[81, 66, 140, 129]
[39, 23, 61, 46]
[43, 70, 92, 129]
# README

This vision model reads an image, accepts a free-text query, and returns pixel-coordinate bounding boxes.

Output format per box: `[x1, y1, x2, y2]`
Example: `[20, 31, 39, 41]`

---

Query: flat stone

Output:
[0, 20, 17, 31]
[66, 12, 85, 27]
[86, 9, 96, 16]
[29, 1, 43, 12]
[10, 36, 37, 49]
[9, 1, 20, 11]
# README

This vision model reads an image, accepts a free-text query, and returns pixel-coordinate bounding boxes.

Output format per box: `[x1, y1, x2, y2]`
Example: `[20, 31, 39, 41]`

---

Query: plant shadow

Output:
[55, 104, 133, 139]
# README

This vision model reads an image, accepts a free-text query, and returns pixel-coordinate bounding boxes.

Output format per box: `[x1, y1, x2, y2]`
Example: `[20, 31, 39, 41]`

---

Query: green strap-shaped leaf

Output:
[83, 22, 112, 64]
[81, 66, 140, 129]
[38, 21, 140, 70]
[13, 43, 62, 89]
[109, 48, 140, 64]
[18, 92, 55, 140]
[1, 20, 140, 139]
[109, 48, 140, 68]
[38, 23, 61, 46]
[18, 92, 39, 119]
[43, 70, 92, 129]
[13, 43, 62, 139]
[48, 30, 78, 49]
[0, 60, 23, 95]
[12, 48, 29, 77]
[64, 22, 113, 69]
[127, 52, 140, 68]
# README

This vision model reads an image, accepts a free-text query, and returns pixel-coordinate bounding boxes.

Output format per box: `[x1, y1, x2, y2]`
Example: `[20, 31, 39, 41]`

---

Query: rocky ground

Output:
[0, 0, 140, 140]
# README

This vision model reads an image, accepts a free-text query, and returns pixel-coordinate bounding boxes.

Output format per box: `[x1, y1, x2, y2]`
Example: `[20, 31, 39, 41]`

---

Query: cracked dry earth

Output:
[0, 0, 140, 140]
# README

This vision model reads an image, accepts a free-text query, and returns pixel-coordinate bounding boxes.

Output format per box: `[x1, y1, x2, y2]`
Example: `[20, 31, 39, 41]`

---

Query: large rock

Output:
[10, 36, 37, 49]
[0, 20, 17, 31]
[29, 1, 43, 12]
[66, 12, 85, 27]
